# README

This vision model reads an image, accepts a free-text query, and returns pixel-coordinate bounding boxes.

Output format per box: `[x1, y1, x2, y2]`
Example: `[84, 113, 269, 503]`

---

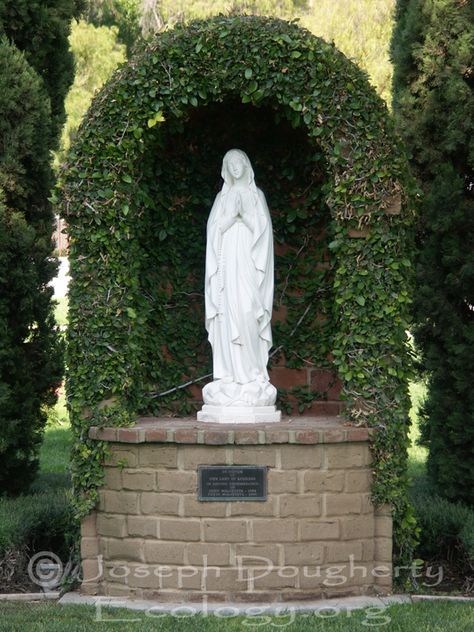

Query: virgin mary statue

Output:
[198, 149, 281, 423]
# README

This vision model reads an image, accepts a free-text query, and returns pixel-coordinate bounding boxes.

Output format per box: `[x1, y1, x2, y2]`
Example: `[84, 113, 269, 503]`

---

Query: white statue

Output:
[197, 149, 281, 423]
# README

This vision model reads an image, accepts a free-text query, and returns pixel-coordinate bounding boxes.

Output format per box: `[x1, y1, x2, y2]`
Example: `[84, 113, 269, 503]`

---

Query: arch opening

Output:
[134, 99, 336, 415]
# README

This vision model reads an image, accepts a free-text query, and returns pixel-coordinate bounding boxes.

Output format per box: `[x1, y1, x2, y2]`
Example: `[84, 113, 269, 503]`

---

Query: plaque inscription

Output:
[198, 465, 267, 501]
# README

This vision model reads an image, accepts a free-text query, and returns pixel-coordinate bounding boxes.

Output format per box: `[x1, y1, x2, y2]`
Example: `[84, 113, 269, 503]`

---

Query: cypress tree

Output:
[0, 1, 82, 494]
[0, 39, 64, 493]
[391, 0, 474, 503]
[0, 0, 84, 143]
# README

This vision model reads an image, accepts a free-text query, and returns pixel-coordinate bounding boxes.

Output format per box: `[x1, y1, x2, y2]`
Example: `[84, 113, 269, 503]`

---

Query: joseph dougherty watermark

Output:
[72, 554, 444, 590]
[93, 595, 394, 627]
[28, 551, 444, 593]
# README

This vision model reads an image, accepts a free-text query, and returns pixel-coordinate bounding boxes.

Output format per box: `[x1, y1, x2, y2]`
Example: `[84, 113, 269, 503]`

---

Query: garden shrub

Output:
[0, 490, 73, 560]
[410, 480, 474, 566]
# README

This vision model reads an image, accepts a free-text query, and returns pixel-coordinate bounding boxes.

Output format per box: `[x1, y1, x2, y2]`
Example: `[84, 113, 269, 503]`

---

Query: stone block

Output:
[186, 543, 231, 566]
[230, 499, 276, 517]
[127, 515, 158, 538]
[103, 467, 122, 490]
[106, 447, 138, 468]
[325, 493, 363, 516]
[126, 565, 160, 589]
[325, 444, 371, 469]
[253, 519, 297, 542]
[232, 447, 276, 466]
[234, 543, 281, 566]
[139, 446, 178, 468]
[156, 470, 197, 493]
[283, 543, 324, 565]
[82, 559, 103, 583]
[181, 446, 228, 469]
[101, 490, 139, 515]
[161, 567, 203, 590]
[280, 446, 322, 469]
[203, 519, 247, 542]
[96, 514, 127, 538]
[160, 518, 201, 541]
[362, 539, 375, 561]
[340, 516, 375, 540]
[107, 537, 144, 562]
[344, 470, 372, 492]
[300, 519, 340, 541]
[375, 537, 392, 562]
[81, 512, 97, 538]
[140, 492, 179, 516]
[279, 494, 321, 518]
[144, 541, 186, 564]
[374, 516, 393, 538]
[252, 569, 297, 590]
[204, 568, 246, 592]
[183, 496, 227, 517]
[81, 537, 99, 559]
[268, 470, 298, 493]
[325, 541, 363, 562]
[122, 469, 156, 491]
[303, 470, 345, 493]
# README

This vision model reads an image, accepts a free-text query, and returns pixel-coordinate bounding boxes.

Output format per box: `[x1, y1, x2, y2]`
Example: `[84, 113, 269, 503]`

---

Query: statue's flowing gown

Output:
[204, 186, 274, 385]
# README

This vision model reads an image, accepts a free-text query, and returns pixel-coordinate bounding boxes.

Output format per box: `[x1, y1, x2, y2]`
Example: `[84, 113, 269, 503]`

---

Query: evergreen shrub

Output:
[0, 40, 63, 494]
[392, 0, 474, 504]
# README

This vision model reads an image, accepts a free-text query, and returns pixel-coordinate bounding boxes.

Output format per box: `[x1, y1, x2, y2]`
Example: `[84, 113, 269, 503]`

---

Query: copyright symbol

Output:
[27, 551, 63, 590]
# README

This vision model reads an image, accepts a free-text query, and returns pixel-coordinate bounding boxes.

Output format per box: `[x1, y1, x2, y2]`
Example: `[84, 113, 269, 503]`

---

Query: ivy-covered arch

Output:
[61, 15, 416, 560]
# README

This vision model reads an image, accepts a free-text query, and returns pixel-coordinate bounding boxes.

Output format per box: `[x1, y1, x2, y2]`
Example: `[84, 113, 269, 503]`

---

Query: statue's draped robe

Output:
[204, 187, 274, 384]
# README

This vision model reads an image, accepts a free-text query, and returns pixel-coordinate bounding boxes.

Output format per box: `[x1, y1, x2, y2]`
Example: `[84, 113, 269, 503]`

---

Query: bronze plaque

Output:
[198, 465, 267, 501]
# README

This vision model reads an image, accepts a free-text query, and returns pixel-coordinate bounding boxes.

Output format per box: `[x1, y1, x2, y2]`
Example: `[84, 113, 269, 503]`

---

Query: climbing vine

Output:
[60, 15, 417, 563]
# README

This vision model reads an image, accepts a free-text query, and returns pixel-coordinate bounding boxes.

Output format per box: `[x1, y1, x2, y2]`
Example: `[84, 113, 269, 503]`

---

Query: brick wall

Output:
[82, 418, 392, 602]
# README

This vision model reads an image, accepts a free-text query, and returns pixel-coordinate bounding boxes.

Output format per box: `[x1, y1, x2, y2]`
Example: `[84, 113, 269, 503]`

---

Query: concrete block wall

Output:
[81, 418, 392, 602]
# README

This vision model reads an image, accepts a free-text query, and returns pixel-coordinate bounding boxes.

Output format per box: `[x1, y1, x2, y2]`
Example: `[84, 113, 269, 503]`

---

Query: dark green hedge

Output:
[0, 39, 63, 494]
[60, 16, 417, 561]
[0, 0, 84, 143]
[392, 0, 474, 505]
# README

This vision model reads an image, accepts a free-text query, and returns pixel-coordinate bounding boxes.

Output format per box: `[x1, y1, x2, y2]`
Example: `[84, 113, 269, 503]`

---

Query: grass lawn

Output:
[0, 600, 473, 631]
[54, 296, 69, 328]
[408, 380, 428, 480]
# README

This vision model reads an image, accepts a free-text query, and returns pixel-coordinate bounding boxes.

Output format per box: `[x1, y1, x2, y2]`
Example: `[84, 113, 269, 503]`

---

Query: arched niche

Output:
[62, 15, 412, 426]
[135, 98, 335, 415]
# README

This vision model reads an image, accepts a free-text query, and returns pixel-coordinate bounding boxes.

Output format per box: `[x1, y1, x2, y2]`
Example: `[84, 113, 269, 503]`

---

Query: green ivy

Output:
[59, 15, 417, 563]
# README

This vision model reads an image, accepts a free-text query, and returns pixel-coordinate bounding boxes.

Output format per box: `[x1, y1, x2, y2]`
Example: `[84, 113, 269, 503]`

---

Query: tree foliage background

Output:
[0, 1, 82, 494]
[391, 0, 474, 504]
[62, 0, 395, 160]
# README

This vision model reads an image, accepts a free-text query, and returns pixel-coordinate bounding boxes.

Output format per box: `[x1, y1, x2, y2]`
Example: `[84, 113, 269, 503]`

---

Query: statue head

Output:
[221, 149, 255, 187]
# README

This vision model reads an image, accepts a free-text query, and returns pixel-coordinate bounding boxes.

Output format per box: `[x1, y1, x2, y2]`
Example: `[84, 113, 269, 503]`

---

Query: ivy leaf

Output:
[356, 296, 366, 306]
[245, 68, 253, 79]
[147, 111, 166, 128]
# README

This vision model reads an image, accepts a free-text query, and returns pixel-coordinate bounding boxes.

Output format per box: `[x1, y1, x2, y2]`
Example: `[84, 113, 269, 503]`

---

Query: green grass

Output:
[0, 601, 473, 631]
[54, 296, 69, 328]
[408, 380, 428, 480]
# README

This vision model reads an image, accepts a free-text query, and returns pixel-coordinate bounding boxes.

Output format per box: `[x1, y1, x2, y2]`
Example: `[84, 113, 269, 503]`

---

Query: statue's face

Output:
[228, 154, 246, 180]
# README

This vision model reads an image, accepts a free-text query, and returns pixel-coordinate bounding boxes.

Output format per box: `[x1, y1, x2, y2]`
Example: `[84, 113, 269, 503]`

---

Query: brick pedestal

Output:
[81, 417, 393, 602]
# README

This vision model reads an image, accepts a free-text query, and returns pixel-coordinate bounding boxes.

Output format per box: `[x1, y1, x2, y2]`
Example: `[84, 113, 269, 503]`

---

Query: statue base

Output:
[197, 404, 281, 424]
